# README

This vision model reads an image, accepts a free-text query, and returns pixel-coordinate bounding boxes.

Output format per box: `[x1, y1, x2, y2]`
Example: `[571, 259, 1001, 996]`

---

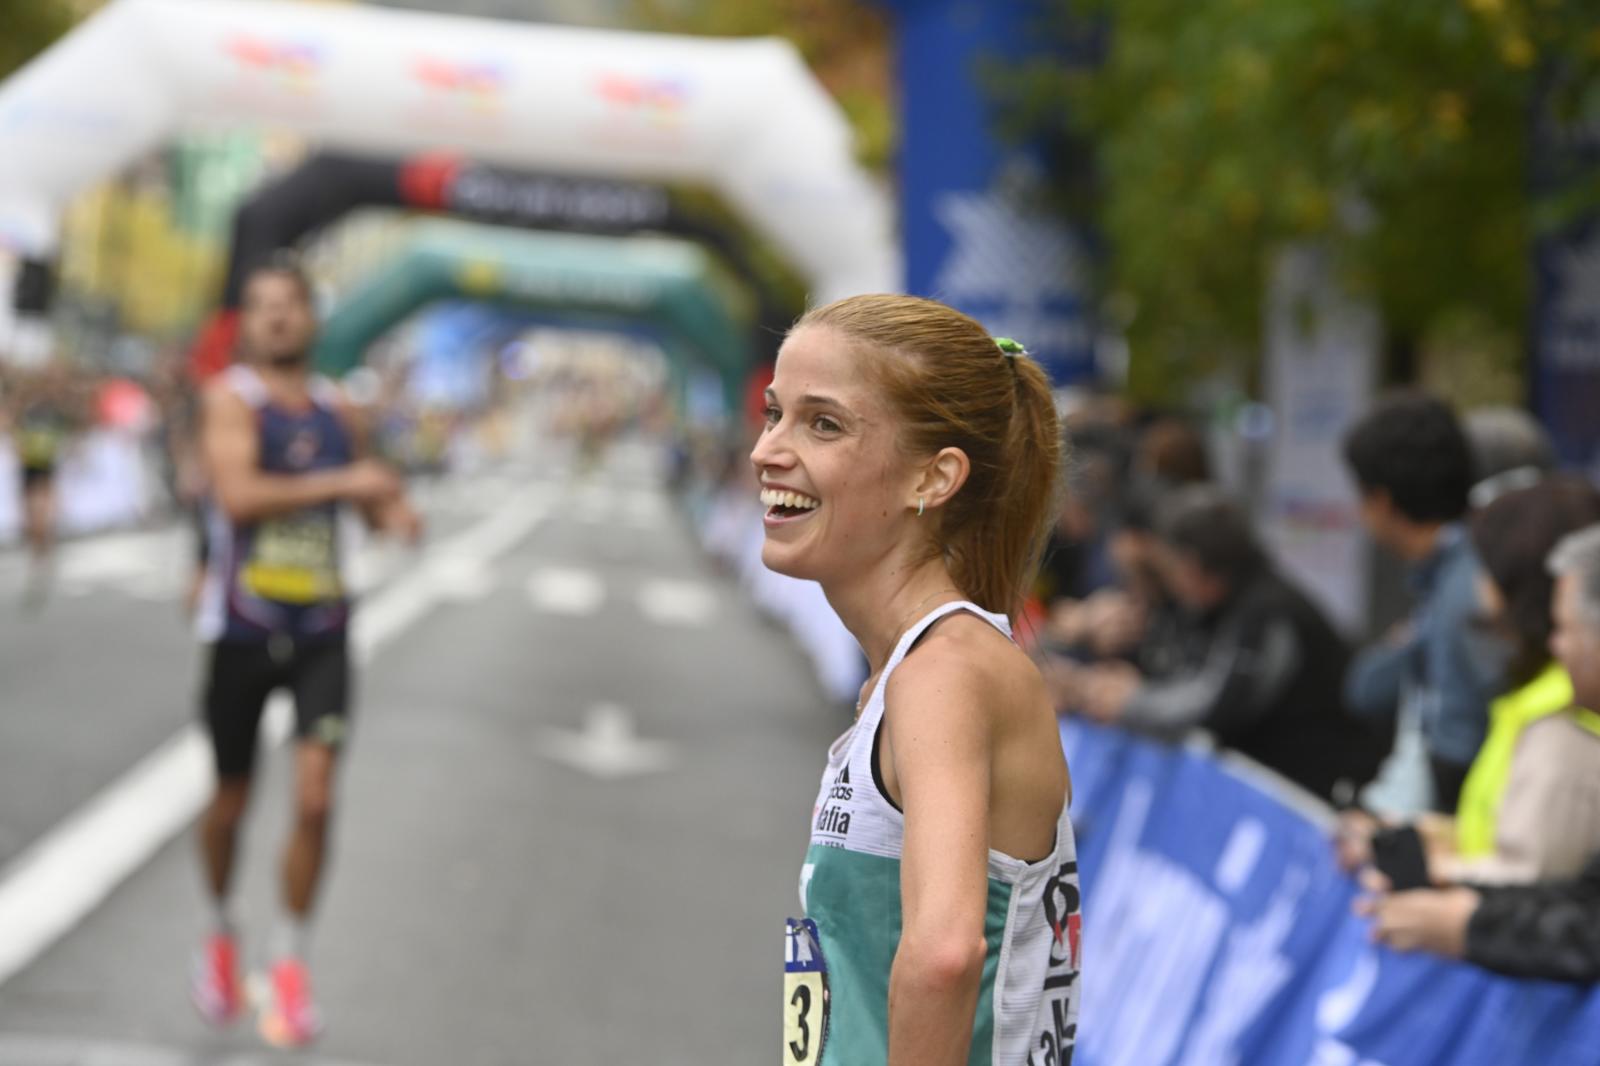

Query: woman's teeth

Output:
[760, 488, 821, 511]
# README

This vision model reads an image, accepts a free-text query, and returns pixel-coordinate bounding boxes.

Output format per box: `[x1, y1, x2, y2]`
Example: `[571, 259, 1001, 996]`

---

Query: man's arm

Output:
[201, 383, 393, 524]
[1425, 569, 1497, 753]
[334, 396, 387, 530]
[1464, 859, 1600, 981]
[1115, 612, 1301, 740]
[333, 394, 422, 542]
[1344, 634, 1410, 719]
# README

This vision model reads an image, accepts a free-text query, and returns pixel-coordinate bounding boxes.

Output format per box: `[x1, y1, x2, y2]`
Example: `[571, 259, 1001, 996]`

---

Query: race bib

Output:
[18, 426, 60, 467]
[783, 917, 829, 1066]
[241, 514, 342, 604]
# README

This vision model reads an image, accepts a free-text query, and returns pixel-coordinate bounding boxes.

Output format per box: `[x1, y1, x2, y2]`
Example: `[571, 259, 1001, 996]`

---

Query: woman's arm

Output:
[883, 653, 994, 1066]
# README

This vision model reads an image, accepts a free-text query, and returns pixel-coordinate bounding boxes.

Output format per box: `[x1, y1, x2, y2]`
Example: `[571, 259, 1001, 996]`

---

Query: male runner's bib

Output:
[789, 601, 1082, 1066]
[17, 403, 67, 471]
[197, 365, 354, 644]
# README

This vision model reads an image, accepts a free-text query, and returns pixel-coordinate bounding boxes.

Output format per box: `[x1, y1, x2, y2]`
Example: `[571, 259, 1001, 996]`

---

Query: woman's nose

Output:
[750, 425, 786, 470]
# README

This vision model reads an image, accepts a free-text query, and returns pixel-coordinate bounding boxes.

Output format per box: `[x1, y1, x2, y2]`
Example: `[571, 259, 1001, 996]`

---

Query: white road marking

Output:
[0, 487, 553, 988]
[637, 578, 718, 627]
[426, 555, 497, 603]
[351, 491, 550, 660]
[572, 484, 615, 524]
[526, 566, 605, 616]
[621, 490, 669, 530]
[0, 1033, 395, 1066]
[536, 702, 676, 779]
[54, 532, 174, 584]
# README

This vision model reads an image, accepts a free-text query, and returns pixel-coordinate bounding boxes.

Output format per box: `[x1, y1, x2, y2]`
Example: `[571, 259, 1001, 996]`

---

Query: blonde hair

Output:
[795, 294, 1064, 616]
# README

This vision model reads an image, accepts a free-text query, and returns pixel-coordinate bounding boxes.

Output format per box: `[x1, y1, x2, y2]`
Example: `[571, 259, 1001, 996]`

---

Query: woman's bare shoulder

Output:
[889, 612, 1046, 721]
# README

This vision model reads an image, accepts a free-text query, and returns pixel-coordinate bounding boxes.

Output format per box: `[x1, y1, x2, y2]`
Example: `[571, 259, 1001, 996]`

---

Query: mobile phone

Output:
[1371, 825, 1430, 891]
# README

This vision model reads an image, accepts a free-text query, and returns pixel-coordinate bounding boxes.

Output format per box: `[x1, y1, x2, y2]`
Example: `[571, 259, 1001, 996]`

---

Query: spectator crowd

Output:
[1035, 390, 1600, 985]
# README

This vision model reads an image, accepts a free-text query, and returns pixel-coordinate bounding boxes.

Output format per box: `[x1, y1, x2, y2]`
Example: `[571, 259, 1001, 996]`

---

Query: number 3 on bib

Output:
[783, 917, 829, 1065]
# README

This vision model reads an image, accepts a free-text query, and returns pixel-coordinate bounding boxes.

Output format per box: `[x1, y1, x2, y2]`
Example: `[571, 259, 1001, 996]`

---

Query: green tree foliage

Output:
[0, 0, 76, 82]
[1011, 0, 1600, 400]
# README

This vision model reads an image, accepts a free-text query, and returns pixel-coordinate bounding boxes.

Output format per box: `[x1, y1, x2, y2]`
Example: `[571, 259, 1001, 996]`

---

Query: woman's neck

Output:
[824, 556, 965, 675]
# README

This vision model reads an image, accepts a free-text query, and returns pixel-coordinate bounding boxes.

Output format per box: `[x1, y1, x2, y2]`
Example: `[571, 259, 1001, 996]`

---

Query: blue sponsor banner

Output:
[1532, 216, 1600, 480]
[880, 0, 1097, 385]
[1062, 719, 1600, 1066]
[1530, 65, 1600, 479]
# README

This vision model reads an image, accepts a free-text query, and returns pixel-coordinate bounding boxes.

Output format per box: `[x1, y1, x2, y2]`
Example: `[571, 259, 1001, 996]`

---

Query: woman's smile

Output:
[761, 484, 822, 527]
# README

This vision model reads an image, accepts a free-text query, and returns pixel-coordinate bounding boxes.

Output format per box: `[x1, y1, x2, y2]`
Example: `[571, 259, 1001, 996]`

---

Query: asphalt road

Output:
[0, 433, 847, 1065]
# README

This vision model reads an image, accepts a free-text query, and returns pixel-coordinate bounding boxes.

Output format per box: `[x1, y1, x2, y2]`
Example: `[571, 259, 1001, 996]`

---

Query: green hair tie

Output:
[994, 337, 1026, 357]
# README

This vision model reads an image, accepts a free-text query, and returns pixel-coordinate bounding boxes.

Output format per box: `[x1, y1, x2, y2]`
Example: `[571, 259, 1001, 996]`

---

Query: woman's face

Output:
[1551, 573, 1600, 710]
[749, 325, 921, 585]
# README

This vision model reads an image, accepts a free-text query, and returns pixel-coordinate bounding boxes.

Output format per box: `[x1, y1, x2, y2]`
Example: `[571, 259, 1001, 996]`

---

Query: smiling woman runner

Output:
[758, 295, 1081, 1066]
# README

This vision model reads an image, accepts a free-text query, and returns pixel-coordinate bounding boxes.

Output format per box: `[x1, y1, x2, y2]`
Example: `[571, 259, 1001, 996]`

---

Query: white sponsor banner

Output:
[0, 0, 896, 299]
[1261, 246, 1376, 634]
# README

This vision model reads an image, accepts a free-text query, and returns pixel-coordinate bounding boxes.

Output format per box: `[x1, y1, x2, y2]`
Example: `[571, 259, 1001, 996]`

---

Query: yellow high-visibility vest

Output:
[1456, 663, 1600, 858]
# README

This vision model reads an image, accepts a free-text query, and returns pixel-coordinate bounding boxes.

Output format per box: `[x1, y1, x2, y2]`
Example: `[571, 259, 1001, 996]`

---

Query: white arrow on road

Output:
[427, 554, 496, 603]
[536, 703, 676, 780]
[637, 578, 718, 627]
[526, 566, 605, 616]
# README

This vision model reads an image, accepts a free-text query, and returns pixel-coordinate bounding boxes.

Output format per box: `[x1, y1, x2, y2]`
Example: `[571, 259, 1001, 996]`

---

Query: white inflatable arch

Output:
[0, 0, 898, 301]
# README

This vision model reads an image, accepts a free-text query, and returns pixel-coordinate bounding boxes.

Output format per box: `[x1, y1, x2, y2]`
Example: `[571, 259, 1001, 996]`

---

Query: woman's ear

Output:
[915, 447, 971, 512]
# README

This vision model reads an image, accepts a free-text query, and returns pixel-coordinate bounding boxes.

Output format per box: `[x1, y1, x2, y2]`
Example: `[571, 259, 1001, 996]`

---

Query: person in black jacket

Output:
[1072, 485, 1392, 801]
[1360, 853, 1600, 982]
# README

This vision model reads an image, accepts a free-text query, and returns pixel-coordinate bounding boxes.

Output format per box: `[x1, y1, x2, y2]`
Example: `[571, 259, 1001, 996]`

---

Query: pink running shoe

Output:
[258, 957, 324, 1048]
[190, 931, 242, 1025]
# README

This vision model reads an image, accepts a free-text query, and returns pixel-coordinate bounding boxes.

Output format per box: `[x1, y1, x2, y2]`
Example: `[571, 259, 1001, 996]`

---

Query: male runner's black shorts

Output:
[21, 465, 54, 491]
[202, 636, 353, 778]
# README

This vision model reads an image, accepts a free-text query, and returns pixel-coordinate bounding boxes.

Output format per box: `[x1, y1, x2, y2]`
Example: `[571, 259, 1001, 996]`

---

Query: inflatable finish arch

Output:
[315, 222, 751, 404]
[187, 151, 799, 379]
[0, 0, 897, 299]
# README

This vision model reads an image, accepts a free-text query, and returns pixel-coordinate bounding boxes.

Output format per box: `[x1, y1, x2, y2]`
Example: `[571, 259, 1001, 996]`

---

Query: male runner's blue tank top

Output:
[197, 366, 354, 644]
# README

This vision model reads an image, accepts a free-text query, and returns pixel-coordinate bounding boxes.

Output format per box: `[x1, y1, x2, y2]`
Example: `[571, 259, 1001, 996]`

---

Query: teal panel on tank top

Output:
[803, 843, 1013, 1066]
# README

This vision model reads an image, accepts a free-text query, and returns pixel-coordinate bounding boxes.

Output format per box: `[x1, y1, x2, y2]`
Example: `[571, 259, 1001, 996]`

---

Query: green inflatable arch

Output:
[314, 222, 755, 406]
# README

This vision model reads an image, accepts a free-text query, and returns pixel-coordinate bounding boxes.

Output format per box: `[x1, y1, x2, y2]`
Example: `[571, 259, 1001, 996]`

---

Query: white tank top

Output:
[799, 600, 1082, 1065]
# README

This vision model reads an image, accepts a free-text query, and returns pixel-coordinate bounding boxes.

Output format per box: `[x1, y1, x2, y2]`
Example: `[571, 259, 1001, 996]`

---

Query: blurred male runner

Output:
[10, 362, 76, 608]
[190, 256, 420, 1048]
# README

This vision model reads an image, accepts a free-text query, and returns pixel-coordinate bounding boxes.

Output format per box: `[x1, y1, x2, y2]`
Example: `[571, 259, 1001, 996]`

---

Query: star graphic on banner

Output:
[1554, 230, 1600, 325]
[932, 188, 1085, 306]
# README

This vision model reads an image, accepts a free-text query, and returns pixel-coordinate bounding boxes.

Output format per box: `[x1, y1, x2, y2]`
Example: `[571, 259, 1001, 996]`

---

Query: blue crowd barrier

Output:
[1062, 719, 1600, 1066]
